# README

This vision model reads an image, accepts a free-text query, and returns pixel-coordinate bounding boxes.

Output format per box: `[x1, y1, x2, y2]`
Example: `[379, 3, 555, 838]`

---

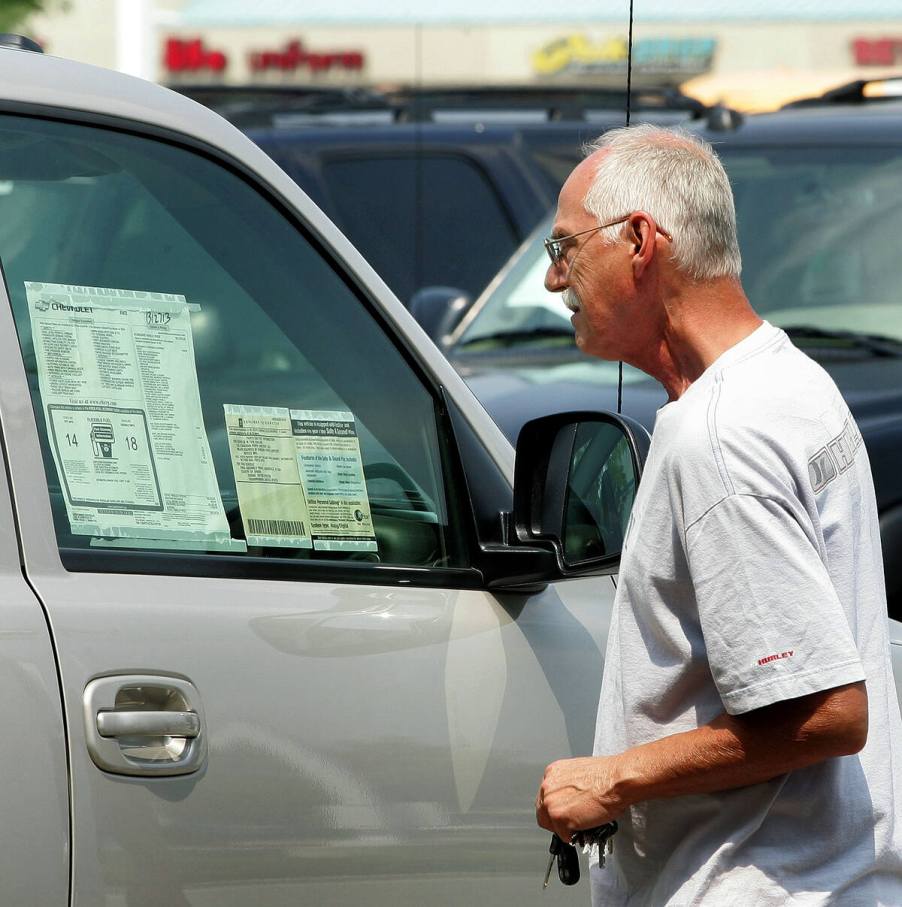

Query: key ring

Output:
[571, 820, 618, 850]
[543, 822, 619, 890]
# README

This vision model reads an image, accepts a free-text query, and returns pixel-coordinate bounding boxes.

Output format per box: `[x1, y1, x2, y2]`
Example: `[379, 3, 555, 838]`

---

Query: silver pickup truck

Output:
[0, 41, 898, 906]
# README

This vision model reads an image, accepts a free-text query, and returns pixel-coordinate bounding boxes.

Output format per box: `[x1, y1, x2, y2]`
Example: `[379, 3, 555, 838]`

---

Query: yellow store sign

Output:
[532, 34, 716, 78]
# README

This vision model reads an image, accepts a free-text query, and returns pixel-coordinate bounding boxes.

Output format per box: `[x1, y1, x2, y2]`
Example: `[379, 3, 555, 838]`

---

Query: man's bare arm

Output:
[535, 681, 868, 840]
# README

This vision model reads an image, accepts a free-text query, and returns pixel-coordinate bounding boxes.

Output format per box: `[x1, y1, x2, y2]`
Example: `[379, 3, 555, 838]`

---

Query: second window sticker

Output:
[224, 404, 377, 553]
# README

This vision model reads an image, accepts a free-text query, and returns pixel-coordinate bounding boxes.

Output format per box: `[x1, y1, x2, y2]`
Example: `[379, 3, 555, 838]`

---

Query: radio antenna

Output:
[618, 0, 635, 415]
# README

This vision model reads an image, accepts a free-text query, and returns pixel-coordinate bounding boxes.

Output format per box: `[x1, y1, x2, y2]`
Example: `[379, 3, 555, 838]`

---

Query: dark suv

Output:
[174, 84, 715, 309]
[444, 94, 902, 618]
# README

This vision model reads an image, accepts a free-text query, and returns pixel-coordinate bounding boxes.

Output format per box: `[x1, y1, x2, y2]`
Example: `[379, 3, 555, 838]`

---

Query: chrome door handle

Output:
[97, 709, 200, 739]
[84, 675, 207, 777]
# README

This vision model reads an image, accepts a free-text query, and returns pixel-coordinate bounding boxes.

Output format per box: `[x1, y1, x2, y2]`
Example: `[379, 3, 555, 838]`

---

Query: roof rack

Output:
[170, 84, 395, 129]
[384, 84, 709, 122]
[171, 82, 715, 129]
[782, 76, 902, 109]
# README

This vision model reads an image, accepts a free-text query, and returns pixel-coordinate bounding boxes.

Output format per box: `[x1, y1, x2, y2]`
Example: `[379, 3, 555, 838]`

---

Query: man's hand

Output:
[535, 755, 624, 841]
[535, 682, 867, 838]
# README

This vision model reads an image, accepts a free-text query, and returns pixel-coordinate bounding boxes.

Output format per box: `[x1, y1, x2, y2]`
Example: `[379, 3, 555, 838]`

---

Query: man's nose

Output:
[545, 260, 566, 293]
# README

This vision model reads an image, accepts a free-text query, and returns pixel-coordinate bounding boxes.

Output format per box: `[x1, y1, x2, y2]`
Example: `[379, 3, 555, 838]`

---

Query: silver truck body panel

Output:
[0, 405, 68, 904]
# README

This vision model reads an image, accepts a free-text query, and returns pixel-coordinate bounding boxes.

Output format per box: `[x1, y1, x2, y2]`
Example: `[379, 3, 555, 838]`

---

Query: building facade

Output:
[22, 1, 902, 108]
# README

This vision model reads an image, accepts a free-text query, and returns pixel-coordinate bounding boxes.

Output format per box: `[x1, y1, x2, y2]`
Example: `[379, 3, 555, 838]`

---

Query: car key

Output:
[542, 834, 580, 890]
[543, 822, 619, 890]
[542, 838, 557, 890]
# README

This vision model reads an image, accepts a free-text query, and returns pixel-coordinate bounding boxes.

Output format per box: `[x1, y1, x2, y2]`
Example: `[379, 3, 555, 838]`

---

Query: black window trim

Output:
[59, 547, 485, 589]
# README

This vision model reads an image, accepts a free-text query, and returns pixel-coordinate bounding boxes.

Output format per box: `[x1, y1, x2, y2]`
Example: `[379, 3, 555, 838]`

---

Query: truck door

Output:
[0, 110, 611, 905]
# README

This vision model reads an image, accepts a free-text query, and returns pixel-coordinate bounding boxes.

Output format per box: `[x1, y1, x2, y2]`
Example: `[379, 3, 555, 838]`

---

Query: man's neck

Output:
[634, 279, 763, 401]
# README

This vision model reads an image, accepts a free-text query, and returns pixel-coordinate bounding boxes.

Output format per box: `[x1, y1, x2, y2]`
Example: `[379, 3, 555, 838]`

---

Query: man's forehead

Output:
[553, 149, 607, 234]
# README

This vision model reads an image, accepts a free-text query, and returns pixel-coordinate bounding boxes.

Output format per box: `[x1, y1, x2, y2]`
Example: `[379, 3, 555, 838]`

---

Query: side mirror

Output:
[512, 411, 649, 575]
[408, 286, 472, 346]
[475, 411, 649, 590]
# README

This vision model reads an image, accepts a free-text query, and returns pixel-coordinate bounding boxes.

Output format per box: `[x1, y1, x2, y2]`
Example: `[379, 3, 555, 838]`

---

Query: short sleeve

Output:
[685, 494, 865, 714]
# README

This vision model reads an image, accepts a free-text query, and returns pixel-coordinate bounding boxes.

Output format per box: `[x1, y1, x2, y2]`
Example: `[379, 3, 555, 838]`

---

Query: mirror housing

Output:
[476, 410, 650, 590]
[409, 286, 472, 347]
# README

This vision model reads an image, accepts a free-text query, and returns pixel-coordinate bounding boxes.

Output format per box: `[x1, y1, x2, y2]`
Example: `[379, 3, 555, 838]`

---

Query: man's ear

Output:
[629, 213, 657, 280]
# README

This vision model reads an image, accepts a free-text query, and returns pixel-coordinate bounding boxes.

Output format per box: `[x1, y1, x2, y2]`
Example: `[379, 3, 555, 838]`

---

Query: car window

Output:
[0, 114, 467, 577]
[321, 153, 519, 303]
[456, 214, 569, 342]
[457, 144, 902, 356]
[722, 145, 902, 341]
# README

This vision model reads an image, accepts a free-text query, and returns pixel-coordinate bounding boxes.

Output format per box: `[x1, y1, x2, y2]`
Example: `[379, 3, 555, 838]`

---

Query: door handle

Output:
[97, 709, 200, 739]
[84, 675, 207, 777]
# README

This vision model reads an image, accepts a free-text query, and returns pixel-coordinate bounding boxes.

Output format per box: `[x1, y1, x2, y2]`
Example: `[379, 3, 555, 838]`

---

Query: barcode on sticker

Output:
[247, 518, 307, 537]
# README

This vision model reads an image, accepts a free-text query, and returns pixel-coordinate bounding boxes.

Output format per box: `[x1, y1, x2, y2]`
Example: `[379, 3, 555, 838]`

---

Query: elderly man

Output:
[535, 125, 902, 905]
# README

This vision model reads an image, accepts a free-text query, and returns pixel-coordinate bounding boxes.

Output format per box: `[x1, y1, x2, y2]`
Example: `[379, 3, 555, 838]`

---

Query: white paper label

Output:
[291, 409, 377, 552]
[224, 404, 377, 552]
[27, 282, 230, 544]
[224, 404, 313, 548]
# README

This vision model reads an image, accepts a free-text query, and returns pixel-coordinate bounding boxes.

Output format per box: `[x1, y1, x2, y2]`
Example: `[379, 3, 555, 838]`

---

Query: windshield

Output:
[454, 144, 902, 357]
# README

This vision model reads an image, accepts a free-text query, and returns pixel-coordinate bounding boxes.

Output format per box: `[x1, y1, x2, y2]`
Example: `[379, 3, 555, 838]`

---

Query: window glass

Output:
[721, 146, 902, 341]
[0, 115, 466, 575]
[456, 214, 569, 342]
[563, 427, 636, 565]
[322, 154, 518, 303]
[457, 145, 902, 354]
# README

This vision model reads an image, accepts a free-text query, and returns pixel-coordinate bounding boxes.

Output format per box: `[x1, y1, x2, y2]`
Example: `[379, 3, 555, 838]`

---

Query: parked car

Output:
[174, 82, 717, 312]
[444, 98, 902, 621]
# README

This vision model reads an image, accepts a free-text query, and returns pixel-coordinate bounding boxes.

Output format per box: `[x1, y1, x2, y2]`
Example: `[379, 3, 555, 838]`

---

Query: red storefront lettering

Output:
[852, 37, 902, 66]
[164, 38, 228, 73]
[248, 40, 365, 74]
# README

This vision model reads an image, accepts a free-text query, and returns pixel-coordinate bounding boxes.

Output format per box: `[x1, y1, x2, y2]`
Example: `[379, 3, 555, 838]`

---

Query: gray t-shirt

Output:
[592, 322, 902, 906]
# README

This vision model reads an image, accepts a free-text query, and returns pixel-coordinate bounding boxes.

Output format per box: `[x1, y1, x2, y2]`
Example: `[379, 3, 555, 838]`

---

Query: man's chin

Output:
[575, 332, 619, 361]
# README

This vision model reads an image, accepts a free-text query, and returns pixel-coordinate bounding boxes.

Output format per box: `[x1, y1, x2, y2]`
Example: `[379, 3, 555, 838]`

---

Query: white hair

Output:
[583, 124, 742, 281]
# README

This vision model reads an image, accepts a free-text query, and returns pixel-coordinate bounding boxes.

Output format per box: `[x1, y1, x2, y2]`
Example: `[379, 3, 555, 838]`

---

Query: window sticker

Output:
[291, 409, 377, 552]
[26, 282, 231, 545]
[224, 405, 377, 552]
[224, 404, 313, 549]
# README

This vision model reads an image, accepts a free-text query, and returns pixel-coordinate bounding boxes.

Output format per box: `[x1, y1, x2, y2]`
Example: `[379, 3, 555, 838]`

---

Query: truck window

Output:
[0, 114, 468, 579]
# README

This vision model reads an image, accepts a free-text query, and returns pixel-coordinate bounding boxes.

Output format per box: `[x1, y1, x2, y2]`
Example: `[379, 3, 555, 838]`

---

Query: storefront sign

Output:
[532, 34, 716, 78]
[163, 36, 364, 77]
[248, 40, 364, 74]
[852, 38, 902, 66]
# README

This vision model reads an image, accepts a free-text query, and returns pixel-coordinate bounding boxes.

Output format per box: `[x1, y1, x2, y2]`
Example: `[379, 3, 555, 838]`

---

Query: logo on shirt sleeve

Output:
[757, 650, 794, 667]
[808, 448, 837, 493]
[808, 418, 864, 493]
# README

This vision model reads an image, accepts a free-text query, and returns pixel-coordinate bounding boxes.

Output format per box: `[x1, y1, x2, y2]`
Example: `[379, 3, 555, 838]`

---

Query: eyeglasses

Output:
[543, 215, 672, 266]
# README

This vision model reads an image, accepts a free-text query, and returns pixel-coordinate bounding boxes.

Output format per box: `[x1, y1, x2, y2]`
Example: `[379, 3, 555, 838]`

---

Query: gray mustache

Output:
[563, 289, 581, 313]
